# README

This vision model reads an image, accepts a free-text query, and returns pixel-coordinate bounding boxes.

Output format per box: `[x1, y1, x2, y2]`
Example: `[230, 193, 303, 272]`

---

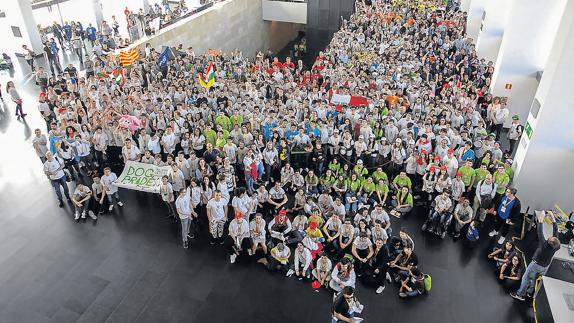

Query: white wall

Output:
[262, 0, 307, 24]
[475, 0, 511, 63]
[137, 0, 303, 57]
[512, 0, 574, 211]
[490, 0, 566, 126]
[466, 0, 486, 41]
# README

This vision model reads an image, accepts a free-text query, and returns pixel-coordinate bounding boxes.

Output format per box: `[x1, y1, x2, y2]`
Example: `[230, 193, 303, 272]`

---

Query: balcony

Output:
[262, 0, 307, 24]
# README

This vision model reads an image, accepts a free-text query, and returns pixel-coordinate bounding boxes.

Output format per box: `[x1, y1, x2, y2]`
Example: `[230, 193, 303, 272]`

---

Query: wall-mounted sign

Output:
[505, 83, 512, 90]
[525, 121, 533, 139]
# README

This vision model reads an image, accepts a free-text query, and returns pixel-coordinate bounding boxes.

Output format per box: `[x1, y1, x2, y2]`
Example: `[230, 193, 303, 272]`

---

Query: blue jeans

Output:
[245, 173, 254, 192]
[181, 217, 191, 243]
[516, 261, 548, 297]
[50, 175, 70, 201]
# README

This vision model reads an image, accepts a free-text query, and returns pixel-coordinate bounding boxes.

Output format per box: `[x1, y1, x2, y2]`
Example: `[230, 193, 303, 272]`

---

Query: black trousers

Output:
[225, 236, 251, 256]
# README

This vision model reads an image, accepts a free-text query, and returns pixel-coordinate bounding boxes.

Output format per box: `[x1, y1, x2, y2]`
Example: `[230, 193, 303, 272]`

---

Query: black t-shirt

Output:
[64, 67, 77, 79]
[332, 293, 351, 320]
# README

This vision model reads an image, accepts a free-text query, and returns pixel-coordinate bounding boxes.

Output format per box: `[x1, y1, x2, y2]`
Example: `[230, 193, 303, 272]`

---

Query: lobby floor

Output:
[0, 56, 536, 323]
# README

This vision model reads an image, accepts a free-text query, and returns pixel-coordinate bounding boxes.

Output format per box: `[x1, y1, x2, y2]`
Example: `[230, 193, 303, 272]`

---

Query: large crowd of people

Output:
[19, 0, 539, 320]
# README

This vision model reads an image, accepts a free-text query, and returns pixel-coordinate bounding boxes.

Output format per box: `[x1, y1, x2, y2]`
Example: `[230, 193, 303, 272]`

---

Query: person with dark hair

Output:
[330, 257, 356, 292]
[498, 255, 524, 292]
[332, 286, 356, 323]
[226, 212, 251, 263]
[511, 211, 561, 301]
[399, 268, 425, 298]
[489, 187, 521, 245]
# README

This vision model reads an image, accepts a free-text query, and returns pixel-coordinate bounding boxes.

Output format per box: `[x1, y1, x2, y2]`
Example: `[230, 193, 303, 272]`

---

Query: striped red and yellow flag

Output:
[119, 48, 140, 67]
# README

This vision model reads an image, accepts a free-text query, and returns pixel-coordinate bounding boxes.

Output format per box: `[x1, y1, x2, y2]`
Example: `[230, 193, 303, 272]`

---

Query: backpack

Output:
[423, 274, 432, 292]
[479, 181, 495, 208]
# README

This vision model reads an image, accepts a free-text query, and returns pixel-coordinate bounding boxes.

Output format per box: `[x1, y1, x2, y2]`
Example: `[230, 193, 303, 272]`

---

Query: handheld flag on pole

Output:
[96, 72, 110, 80]
[119, 48, 140, 67]
[158, 46, 171, 67]
[112, 67, 125, 86]
[198, 62, 215, 89]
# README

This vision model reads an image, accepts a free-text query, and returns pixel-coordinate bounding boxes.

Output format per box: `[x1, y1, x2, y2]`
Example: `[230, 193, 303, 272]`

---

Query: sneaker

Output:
[108, 205, 114, 211]
[376, 286, 385, 294]
[286, 269, 294, 277]
[488, 230, 498, 237]
[210, 240, 216, 245]
[89, 211, 98, 220]
[219, 240, 224, 245]
[386, 272, 392, 283]
[58, 200, 64, 208]
[230, 254, 237, 264]
[510, 292, 525, 301]
[187, 233, 195, 239]
[399, 292, 407, 298]
[81, 211, 86, 219]
[247, 249, 253, 256]
[74, 212, 80, 220]
[183, 241, 188, 249]
[117, 201, 124, 207]
[497, 236, 506, 245]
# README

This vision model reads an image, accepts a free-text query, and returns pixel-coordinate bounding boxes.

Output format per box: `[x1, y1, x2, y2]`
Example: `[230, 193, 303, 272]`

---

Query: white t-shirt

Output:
[101, 172, 119, 194]
[43, 157, 65, 180]
[122, 145, 141, 161]
[207, 198, 227, 221]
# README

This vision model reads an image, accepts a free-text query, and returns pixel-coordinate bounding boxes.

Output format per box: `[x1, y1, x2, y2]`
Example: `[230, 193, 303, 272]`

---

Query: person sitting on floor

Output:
[313, 253, 333, 288]
[287, 242, 313, 280]
[226, 211, 251, 264]
[488, 241, 516, 270]
[330, 256, 356, 293]
[399, 267, 426, 298]
[498, 255, 524, 292]
[268, 209, 292, 243]
[266, 242, 291, 273]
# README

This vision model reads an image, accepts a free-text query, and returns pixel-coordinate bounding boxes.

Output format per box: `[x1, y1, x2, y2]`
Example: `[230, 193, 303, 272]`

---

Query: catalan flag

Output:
[119, 48, 140, 67]
[198, 62, 215, 89]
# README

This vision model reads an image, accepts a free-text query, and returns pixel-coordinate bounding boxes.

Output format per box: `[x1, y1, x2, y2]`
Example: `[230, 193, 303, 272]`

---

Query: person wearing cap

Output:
[442, 148, 459, 178]
[226, 212, 251, 263]
[451, 172, 465, 201]
[507, 115, 523, 156]
[268, 209, 292, 242]
[421, 166, 438, 204]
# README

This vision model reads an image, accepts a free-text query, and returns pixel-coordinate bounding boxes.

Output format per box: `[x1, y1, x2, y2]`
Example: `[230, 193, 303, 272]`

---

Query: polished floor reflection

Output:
[0, 56, 534, 323]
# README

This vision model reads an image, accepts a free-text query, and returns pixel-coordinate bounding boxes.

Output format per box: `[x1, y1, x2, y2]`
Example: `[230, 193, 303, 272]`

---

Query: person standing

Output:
[175, 187, 197, 249]
[206, 190, 228, 244]
[22, 44, 35, 72]
[511, 211, 560, 301]
[43, 151, 71, 207]
[507, 115, 523, 156]
[101, 167, 123, 211]
[160, 175, 176, 218]
[226, 212, 251, 263]
[489, 188, 522, 244]
[32, 129, 49, 163]
[71, 33, 84, 65]
[6, 81, 25, 119]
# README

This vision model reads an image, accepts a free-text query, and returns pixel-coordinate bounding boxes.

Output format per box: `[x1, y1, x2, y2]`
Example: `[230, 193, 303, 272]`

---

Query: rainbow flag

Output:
[119, 48, 140, 67]
[198, 62, 215, 89]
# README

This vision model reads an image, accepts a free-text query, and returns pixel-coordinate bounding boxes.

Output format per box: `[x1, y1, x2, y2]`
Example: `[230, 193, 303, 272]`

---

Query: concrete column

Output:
[466, 0, 486, 41]
[475, 0, 511, 63]
[460, 0, 472, 13]
[142, 0, 150, 12]
[3, 0, 44, 53]
[93, 0, 104, 28]
[490, 0, 567, 126]
[512, 0, 574, 211]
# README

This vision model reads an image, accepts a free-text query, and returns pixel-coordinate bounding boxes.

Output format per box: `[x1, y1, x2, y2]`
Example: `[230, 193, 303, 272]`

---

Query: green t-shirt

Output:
[215, 115, 232, 132]
[353, 165, 369, 178]
[347, 179, 362, 192]
[328, 162, 341, 174]
[215, 138, 226, 150]
[362, 181, 376, 193]
[393, 175, 412, 189]
[376, 183, 389, 196]
[372, 170, 388, 182]
[204, 129, 217, 146]
[396, 191, 413, 206]
[458, 166, 475, 187]
[493, 172, 510, 194]
[231, 115, 244, 127]
[474, 169, 490, 186]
